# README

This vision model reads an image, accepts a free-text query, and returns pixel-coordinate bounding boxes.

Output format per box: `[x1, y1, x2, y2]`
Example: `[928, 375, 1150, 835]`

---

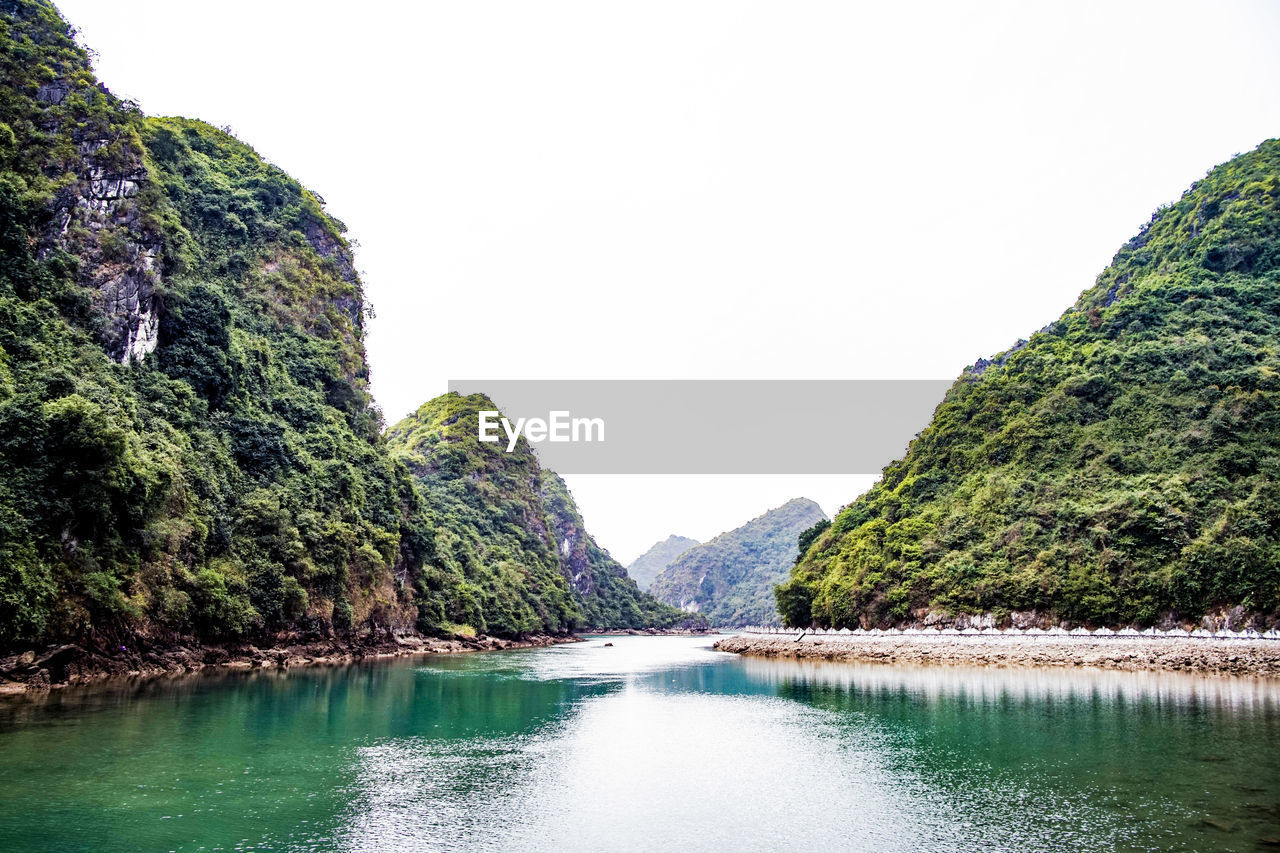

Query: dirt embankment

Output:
[0, 632, 578, 696]
[713, 634, 1280, 678]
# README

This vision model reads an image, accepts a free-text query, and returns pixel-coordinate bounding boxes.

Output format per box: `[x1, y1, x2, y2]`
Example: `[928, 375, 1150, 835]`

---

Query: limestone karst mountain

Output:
[627, 535, 700, 590]
[650, 498, 828, 625]
[386, 393, 690, 632]
[779, 139, 1280, 631]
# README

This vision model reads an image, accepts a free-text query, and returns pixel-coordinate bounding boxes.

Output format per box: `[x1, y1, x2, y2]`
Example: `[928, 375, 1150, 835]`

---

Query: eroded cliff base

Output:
[0, 632, 580, 696]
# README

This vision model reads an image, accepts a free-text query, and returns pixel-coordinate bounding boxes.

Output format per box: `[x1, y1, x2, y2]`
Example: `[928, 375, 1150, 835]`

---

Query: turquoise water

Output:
[0, 635, 1278, 852]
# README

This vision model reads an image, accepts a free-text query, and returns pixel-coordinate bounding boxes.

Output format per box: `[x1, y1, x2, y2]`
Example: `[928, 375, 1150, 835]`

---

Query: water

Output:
[1, 635, 1278, 852]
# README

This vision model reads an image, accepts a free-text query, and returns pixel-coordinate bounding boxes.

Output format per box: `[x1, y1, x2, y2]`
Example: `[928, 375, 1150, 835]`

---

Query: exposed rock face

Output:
[302, 217, 362, 327]
[539, 468, 664, 625]
[76, 140, 162, 363]
[35, 80, 69, 104]
[38, 86, 163, 363]
[549, 508, 594, 597]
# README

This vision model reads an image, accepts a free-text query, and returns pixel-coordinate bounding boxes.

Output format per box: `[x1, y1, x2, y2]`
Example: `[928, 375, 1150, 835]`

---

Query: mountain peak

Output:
[627, 535, 701, 590]
[781, 139, 1280, 631]
[650, 498, 828, 625]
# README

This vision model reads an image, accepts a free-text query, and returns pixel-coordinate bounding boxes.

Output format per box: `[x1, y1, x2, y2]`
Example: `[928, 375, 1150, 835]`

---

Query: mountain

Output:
[627, 535, 700, 590]
[779, 139, 1280, 631]
[0, 0, 427, 646]
[385, 393, 690, 632]
[0, 0, 681, 652]
[650, 498, 828, 625]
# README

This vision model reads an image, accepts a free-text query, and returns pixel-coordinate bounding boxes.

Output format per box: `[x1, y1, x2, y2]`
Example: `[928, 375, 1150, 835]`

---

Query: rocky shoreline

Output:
[0, 632, 579, 697]
[713, 633, 1280, 678]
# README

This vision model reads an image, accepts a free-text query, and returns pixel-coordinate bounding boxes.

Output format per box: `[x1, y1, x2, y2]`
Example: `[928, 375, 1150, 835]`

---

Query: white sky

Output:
[57, 0, 1280, 563]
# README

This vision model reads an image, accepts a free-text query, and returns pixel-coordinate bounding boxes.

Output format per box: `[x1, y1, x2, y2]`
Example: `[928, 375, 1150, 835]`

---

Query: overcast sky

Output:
[56, 0, 1280, 562]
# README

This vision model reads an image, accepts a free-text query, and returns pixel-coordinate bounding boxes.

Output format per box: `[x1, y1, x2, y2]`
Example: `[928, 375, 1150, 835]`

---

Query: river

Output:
[0, 634, 1277, 851]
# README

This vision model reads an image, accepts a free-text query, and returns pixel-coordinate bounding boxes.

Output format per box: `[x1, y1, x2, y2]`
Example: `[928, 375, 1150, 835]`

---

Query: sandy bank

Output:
[713, 633, 1280, 678]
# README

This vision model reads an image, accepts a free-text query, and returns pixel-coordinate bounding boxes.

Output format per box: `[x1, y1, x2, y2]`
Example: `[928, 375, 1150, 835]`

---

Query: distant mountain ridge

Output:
[650, 498, 828, 626]
[627, 535, 700, 590]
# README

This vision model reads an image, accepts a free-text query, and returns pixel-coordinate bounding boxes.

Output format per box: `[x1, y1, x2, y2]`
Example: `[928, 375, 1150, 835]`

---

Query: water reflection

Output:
[339, 684, 940, 852]
[732, 651, 1280, 853]
[415, 635, 728, 685]
[0, 652, 607, 851]
[329, 638, 1280, 852]
[738, 656, 1280, 712]
[0, 636, 1277, 852]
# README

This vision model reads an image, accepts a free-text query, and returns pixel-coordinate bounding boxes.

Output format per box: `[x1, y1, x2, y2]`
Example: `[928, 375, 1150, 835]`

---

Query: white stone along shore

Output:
[730, 625, 1280, 639]
[714, 627, 1280, 677]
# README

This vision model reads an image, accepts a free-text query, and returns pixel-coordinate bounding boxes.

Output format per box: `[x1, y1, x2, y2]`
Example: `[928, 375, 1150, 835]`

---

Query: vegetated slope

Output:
[778, 139, 1280, 631]
[0, 0, 684, 653]
[627, 535, 700, 590]
[0, 0, 435, 648]
[651, 498, 827, 625]
[386, 393, 692, 631]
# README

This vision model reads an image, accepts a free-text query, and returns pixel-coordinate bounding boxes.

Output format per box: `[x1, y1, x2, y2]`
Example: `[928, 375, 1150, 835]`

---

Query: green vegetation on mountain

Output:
[0, 0, 421, 646]
[779, 140, 1280, 630]
[651, 498, 827, 625]
[0, 0, 679, 650]
[386, 393, 690, 632]
[627, 535, 700, 590]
